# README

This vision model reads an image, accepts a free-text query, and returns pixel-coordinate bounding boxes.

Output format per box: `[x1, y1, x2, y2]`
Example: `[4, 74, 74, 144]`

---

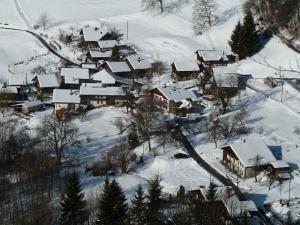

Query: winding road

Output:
[0, 26, 80, 66]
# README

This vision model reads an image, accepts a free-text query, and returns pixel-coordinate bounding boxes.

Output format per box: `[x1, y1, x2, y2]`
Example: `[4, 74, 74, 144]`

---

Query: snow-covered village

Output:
[0, 0, 299, 224]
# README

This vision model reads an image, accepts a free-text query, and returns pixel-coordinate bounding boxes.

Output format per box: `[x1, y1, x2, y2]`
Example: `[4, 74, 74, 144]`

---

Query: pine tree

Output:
[96, 178, 128, 225]
[146, 175, 164, 225]
[228, 21, 242, 55]
[111, 45, 120, 61]
[205, 182, 218, 202]
[59, 171, 88, 225]
[240, 10, 259, 59]
[130, 185, 147, 225]
[286, 211, 294, 225]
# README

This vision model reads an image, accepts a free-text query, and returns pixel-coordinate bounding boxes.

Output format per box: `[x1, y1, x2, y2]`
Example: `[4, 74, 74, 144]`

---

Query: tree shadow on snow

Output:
[246, 193, 268, 207]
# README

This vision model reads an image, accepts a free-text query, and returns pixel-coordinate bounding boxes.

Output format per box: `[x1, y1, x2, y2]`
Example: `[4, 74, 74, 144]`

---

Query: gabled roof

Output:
[9, 73, 34, 86]
[172, 61, 200, 72]
[89, 50, 112, 58]
[0, 84, 18, 94]
[52, 89, 81, 104]
[126, 54, 152, 70]
[81, 63, 97, 69]
[61, 68, 89, 85]
[153, 83, 201, 103]
[105, 61, 131, 73]
[80, 86, 125, 96]
[270, 160, 290, 169]
[82, 26, 109, 42]
[22, 100, 44, 108]
[197, 50, 229, 62]
[91, 69, 117, 85]
[213, 65, 240, 88]
[37, 74, 61, 88]
[98, 40, 118, 49]
[222, 139, 276, 167]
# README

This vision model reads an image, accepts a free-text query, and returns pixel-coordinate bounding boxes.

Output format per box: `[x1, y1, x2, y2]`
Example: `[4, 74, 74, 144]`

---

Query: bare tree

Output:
[206, 112, 222, 148]
[142, 0, 164, 14]
[37, 12, 50, 31]
[211, 76, 238, 114]
[151, 60, 167, 78]
[193, 0, 218, 35]
[249, 154, 263, 182]
[257, 125, 264, 137]
[37, 114, 79, 162]
[112, 137, 134, 173]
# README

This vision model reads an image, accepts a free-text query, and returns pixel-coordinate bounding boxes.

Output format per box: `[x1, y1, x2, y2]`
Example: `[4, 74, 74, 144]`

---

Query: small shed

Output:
[171, 61, 200, 81]
[269, 160, 291, 180]
[21, 100, 45, 114]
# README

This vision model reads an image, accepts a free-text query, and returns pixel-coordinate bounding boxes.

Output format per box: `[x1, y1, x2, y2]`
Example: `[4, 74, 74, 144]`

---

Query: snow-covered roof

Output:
[82, 26, 109, 42]
[270, 160, 290, 169]
[81, 63, 97, 69]
[98, 40, 118, 49]
[223, 139, 276, 167]
[37, 74, 60, 88]
[172, 61, 200, 72]
[214, 72, 239, 88]
[0, 84, 18, 94]
[89, 50, 112, 58]
[106, 61, 131, 73]
[61, 68, 89, 84]
[22, 100, 44, 108]
[52, 89, 81, 104]
[80, 86, 125, 96]
[91, 69, 117, 85]
[153, 83, 201, 102]
[197, 50, 229, 62]
[9, 73, 34, 86]
[126, 54, 152, 70]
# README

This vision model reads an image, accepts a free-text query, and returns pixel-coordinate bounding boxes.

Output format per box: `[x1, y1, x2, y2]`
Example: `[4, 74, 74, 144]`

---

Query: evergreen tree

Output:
[240, 10, 259, 59]
[59, 171, 88, 225]
[205, 182, 218, 202]
[96, 178, 128, 225]
[286, 211, 294, 225]
[228, 21, 242, 55]
[130, 185, 147, 225]
[146, 175, 164, 225]
[240, 211, 251, 225]
[177, 185, 185, 202]
[112, 45, 120, 61]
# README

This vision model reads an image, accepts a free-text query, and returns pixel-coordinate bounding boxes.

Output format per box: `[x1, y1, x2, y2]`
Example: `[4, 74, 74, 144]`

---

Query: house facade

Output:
[171, 61, 200, 81]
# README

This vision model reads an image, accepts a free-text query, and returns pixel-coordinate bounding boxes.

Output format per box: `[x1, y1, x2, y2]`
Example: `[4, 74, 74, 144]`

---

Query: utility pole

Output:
[126, 20, 129, 40]
[288, 177, 291, 206]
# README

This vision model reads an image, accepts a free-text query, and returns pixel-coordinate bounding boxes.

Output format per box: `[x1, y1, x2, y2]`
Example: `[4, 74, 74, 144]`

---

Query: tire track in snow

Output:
[13, 0, 32, 29]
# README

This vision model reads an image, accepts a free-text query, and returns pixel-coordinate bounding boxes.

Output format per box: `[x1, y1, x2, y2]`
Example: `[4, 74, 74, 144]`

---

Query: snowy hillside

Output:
[1, 0, 299, 81]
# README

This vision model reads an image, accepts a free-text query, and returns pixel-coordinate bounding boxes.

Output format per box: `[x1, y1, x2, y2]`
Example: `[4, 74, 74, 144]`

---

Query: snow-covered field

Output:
[1, 0, 299, 80]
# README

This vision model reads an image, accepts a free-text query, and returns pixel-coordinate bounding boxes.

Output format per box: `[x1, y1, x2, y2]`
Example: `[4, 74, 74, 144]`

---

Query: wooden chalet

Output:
[80, 84, 125, 108]
[61, 68, 90, 89]
[269, 161, 291, 180]
[33, 74, 61, 100]
[222, 139, 277, 179]
[125, 54, 152, 77]
[79, 26, 112, 48]
[102, 61, 131, 77]
[196, 50, 232, 68]
[86, 50, 112, 62]
[171, 61, 200, 81]
[52, 89, 81, 112]
[150, 83, 201, 114]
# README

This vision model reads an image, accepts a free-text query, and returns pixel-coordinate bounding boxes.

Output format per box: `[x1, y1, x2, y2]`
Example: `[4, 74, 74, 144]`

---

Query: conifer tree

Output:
[96, 178, 128, 225]
[240, 10, 259, 59]
[286, 211, 294, 225]
[130, 185, 147, 225]
[205, 182, 218, 202]
[59, 171, 88, 225]
[112, 45, 120, 61]
[228, 21, 242, 55]
[145, 175, 165, 225]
